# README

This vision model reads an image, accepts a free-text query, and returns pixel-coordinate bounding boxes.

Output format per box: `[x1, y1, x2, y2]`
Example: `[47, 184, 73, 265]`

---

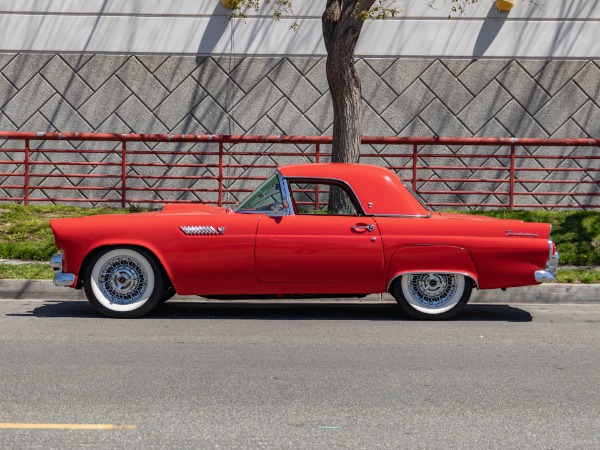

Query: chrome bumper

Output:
[50, 253, 75, 287]
[535, 246, 560, 283]
[535, 267, 557, 283]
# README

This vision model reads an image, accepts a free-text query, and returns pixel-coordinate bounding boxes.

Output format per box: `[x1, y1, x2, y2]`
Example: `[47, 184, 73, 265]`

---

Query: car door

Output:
[254, 180, 384, 284]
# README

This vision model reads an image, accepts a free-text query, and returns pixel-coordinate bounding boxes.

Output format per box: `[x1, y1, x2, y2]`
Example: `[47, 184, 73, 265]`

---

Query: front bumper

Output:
[50, 253, 75, 287]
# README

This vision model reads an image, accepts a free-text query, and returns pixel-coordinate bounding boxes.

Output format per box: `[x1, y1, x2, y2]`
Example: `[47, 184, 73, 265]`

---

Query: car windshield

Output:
[236, 174, 284, 213]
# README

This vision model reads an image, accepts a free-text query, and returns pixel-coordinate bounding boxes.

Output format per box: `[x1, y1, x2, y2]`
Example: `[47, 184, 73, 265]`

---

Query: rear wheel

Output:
[84, 247, 165, 318]
[390, 273, 472, 320]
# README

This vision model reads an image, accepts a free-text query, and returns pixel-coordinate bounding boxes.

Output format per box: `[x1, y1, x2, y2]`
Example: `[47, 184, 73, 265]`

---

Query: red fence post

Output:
[509, 144, 516, 210]
[121, 141, 127, 208]
[314, 143, 320, 210]
[218, 142, 224, 207]
[0, 132, 597, 209]
[412, 143, 418, 192]
[24, 139, 30, 206]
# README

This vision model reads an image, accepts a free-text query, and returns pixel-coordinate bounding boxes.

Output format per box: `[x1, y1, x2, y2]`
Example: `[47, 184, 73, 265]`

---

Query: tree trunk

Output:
[325, 44, 362, 165]
[323, 0, 372, 164]
[322, 0, 374, 213]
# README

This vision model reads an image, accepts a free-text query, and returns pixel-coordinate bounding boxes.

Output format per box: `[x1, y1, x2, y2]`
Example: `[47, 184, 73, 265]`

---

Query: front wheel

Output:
[390, 273, 472, 320]
[84, 247, 165, 318]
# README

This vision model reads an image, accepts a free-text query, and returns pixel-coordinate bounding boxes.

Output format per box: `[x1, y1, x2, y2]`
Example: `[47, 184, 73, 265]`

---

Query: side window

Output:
[288, 182, 359, 216]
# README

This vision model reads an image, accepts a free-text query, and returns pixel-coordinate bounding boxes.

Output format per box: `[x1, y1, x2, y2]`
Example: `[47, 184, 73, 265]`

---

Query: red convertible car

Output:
[50, 163, 559, 320]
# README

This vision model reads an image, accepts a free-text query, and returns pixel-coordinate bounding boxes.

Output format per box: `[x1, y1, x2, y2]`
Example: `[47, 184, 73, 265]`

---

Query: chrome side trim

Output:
[180, 225, 225, 236]
[234, 210, 270, 215]
[372, 214, 432, 219]
[54, 272, 75, 287]
[387, 271, 478, 292]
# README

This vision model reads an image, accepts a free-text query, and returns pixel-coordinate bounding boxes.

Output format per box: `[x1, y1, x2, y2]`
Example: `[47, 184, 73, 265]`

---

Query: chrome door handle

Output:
[351, 224, 374, 232]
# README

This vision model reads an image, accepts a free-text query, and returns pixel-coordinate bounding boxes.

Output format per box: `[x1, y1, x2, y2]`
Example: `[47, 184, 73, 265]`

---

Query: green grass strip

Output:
[556, 269, 600, 284]
[0, 205, 599, 266]
[0, 263, 54, 280]
[446, 210, 600, 266]
[0, 204, 146, 262]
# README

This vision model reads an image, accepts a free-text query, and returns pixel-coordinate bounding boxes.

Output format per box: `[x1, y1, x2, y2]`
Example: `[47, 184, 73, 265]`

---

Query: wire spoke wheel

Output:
[98, 256, 148, 305]
[391, 273, 473, 320]
[407, 273, 458, 308]
[84, 247, 165, 318]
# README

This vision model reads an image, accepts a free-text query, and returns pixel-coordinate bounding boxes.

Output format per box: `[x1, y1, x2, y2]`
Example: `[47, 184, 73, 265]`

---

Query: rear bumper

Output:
[535, 246, 560, 283]
[535, 267, 557, 283]
[50, 254, 76, 287]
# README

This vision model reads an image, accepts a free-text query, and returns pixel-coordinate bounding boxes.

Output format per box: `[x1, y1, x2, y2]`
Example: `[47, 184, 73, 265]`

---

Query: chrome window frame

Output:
[277, 171, 295, 216]
[285, 176, 367, 216]
[235, 171, 294, 216]
[235, 172, 432, 219]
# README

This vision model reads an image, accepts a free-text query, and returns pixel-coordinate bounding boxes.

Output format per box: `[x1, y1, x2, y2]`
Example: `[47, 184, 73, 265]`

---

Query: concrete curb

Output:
[0, 279, 598, 304]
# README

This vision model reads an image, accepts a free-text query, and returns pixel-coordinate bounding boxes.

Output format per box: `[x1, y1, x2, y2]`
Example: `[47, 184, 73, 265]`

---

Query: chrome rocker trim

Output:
[50, 253, 75, 287]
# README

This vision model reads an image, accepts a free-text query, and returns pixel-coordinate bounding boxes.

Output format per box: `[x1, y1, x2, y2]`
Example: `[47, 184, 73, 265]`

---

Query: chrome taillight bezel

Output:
[548, 238, 559, 269]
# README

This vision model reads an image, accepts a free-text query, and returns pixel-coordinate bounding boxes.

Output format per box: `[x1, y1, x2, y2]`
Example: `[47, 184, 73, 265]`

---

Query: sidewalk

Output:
[0, 259, 44, 265]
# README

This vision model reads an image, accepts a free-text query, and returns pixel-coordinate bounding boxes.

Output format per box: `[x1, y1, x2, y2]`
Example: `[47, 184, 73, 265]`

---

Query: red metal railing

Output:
[0, 131, 598, 209]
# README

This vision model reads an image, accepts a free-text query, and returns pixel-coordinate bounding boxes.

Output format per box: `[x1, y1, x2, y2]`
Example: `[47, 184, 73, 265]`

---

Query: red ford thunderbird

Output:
[50, 163, 559, 319]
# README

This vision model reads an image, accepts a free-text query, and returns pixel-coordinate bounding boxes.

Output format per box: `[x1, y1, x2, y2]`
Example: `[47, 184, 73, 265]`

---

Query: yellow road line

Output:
[0, 423, 136, 430]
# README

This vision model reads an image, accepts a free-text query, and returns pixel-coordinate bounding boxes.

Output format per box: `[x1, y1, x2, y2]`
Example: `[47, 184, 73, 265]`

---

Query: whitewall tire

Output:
[391, 273, 472, 320]
[84, 247, 165, 318]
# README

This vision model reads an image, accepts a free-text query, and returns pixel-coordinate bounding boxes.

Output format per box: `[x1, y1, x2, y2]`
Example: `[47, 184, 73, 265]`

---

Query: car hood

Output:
[161, 204, 233, 215]
[49, 204, 233, 235]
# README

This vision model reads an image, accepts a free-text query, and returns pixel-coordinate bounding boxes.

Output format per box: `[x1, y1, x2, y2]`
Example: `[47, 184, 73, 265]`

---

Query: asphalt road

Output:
[1, 298, 599, 449]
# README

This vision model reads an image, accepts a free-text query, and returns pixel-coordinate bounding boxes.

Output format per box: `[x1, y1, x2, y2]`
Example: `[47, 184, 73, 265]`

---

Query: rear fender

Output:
[386, 245, 479, 291]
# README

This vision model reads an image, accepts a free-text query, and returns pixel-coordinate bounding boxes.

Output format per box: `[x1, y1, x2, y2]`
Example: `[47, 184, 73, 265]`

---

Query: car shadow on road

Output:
[7, 300, 532, 322]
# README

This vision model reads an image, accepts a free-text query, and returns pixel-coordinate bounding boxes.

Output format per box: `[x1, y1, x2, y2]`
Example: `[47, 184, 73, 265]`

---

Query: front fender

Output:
[69, 240, 176, 291]
[386, 245, 479, 291]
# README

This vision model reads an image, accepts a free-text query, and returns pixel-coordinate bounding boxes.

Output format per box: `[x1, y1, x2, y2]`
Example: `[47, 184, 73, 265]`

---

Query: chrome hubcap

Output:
[408, 273, 457, 307]
[99, 256, 148, 305]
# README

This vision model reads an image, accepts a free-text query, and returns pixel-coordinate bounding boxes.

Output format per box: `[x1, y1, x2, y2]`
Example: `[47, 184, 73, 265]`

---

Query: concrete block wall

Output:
[0, 54, 598, 208]
[0, 0, 598, 208]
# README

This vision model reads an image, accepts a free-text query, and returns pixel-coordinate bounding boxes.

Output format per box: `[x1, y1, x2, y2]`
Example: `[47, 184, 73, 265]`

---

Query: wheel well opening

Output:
[388, 273, 478, 293]
[77, 244, 174, 291]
